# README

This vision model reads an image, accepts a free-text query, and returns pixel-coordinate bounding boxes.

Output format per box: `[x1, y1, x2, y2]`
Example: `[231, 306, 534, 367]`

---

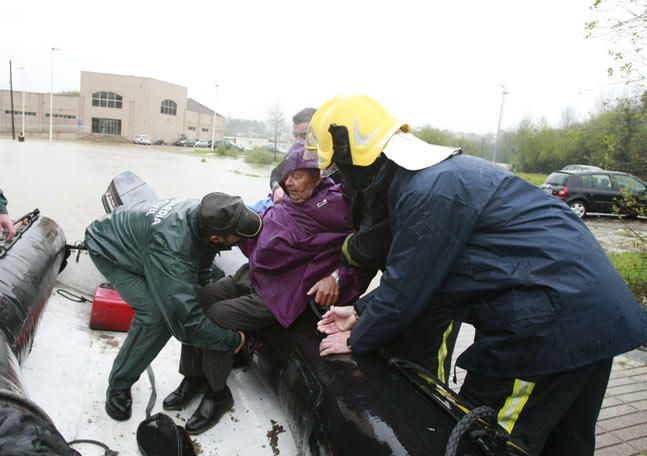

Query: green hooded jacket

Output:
[85, 198, 240, 351]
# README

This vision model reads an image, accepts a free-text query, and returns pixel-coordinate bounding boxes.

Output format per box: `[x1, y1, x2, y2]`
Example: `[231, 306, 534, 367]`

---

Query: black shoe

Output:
[185, 386, 234, 435]
[232, 350, 249, 368]
[162, 376, 208, 411]
[106, 387, 132, 421]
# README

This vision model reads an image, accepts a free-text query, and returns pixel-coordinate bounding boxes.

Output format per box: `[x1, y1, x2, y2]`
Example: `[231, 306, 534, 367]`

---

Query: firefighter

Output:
[311, 95, 647, 455]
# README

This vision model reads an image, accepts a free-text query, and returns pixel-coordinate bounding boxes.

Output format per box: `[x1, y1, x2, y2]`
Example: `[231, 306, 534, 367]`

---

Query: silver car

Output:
[133, 134, 152, 145]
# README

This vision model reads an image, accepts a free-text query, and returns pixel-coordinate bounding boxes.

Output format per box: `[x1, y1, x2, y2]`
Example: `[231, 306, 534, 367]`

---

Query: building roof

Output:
[187, 98, 223, 117]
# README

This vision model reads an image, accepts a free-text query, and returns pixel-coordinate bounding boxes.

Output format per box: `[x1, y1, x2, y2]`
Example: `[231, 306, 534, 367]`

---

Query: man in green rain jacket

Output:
[85, 192, 262, 421]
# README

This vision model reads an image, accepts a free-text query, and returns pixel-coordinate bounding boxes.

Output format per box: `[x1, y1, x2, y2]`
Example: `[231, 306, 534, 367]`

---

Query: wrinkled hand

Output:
[272, 187, 285, 204]
[319, 331, 352, 356]
[234, 331, 246, 354]
[307, 275, 339, 307]
[0, 214, 15, 241]
[317, 306, 356, 335]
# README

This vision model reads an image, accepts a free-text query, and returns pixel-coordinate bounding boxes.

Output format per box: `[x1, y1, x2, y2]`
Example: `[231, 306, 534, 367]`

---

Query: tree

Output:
[266, 103, 286, 160]
[413, 126, 484, 159]
[585, 0, 647, 85]
[224, 118, 266, 137]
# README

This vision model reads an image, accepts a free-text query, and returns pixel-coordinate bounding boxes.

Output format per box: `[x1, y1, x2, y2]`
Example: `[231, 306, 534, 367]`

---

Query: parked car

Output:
[213, 140, 244, 152]
[560, 164, 603, 173]
[260, 144, 287, 154]
[541, 170, 647, 218]
[174, 138, 196, 147]
[153, 138, 166, 145]
[194, 139, 210, 148]
[133, 134, 152, 145]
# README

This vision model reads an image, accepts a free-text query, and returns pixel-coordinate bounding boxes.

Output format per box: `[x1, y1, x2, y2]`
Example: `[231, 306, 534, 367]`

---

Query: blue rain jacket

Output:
[351, 155, 647, 377]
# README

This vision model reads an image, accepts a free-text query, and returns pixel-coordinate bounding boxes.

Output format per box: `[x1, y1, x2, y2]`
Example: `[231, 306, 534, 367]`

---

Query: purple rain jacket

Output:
[239, 178, 373, 327]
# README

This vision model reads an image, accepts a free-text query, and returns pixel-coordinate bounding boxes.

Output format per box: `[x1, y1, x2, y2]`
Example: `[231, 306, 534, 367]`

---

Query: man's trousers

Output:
[178, 264, 276, 391]
[459, 358, 613, 456]
[89, 251, 172, 390]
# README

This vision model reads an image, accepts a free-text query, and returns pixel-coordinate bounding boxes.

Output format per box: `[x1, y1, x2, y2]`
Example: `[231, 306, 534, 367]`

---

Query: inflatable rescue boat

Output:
[0, 172, 527, 455]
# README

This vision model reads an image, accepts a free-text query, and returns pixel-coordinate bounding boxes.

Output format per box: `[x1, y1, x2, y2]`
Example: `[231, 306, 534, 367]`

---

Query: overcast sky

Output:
[0, 0, 634, 135]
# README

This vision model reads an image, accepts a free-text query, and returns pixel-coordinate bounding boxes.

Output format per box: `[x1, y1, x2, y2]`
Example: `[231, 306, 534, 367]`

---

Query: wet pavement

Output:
[586, 217, 647, 254]
[2, 137, 647, 455]
[450, 325, 647, 456]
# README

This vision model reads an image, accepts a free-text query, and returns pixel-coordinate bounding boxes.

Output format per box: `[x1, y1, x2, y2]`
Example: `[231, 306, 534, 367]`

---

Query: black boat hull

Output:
[0, 214, 77, 455]
[0, 215, 67, 364]
[247, 310, 520, 455]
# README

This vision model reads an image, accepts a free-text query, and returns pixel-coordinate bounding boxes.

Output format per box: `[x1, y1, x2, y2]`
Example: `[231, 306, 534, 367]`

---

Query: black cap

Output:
[198, 192, 262, 238]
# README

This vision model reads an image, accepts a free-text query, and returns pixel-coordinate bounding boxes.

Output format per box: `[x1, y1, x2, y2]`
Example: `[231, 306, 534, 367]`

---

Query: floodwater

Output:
[0, 137, 273, 243]
[2, 137, 644, 252]
[3, 136, 642, 297]
[2, 137, 295, 455]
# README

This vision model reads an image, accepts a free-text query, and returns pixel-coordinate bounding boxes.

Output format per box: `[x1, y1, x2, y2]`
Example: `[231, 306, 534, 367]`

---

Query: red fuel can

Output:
[90, 283, 135, 332]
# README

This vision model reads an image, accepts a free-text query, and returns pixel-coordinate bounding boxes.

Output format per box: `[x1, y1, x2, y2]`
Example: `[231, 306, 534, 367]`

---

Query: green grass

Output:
[191, 146, 239, 157]
[515, 172, 548, 187]
[608, 251, 647, 311]
[244, 147, 277, 166]
[213, 146, 238, 157]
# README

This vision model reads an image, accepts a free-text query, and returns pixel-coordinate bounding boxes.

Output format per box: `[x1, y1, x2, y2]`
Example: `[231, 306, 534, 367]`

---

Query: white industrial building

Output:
[0, 71, 223, 143]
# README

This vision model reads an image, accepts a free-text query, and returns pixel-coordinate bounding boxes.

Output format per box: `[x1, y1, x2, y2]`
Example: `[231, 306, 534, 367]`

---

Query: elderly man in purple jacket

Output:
[163, 143, 373, 435]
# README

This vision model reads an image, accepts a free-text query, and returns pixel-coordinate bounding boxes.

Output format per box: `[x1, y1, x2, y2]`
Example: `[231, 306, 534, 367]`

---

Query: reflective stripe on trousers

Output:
[437, 321, 454, 383]
[497, 379, 535, 434]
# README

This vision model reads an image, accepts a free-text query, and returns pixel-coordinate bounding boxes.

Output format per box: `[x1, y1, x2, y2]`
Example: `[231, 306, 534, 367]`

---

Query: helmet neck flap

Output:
[329, 123, 385, 193]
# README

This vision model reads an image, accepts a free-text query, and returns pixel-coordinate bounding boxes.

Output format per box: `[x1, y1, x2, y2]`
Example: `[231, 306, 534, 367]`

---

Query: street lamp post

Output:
[49, 47, 61, 143]
[492, 85, 509, 164]
[211, 84, 219, 150]
[19, 66, 25, 138]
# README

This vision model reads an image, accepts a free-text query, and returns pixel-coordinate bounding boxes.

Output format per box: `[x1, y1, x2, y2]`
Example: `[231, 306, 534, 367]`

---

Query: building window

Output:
[45, 113, 77, 119]
[4, 110, 36, 116]
[188, 126, 196, 131]
[201, 128, 208, 132]
[161, 99, 177, 115]
[92, 91, 123, 108]
[92, 117, 122, 135]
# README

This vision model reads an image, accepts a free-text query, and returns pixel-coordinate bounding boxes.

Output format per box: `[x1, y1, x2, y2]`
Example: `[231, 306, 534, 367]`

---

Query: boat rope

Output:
[309, 298, 328, 319]
[66, 241, 88, 263]
[385, 355, 471, 413]
[444, 405, 503, 456]
[145, 365, 157, 419]
[386, 355, 527, 455]
[67, 438, 119, 456]
[0, 209, 40, 258]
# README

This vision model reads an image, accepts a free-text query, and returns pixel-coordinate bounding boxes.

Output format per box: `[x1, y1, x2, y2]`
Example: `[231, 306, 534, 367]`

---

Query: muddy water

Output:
[0, 138, 272, 243]
[2, 137, 645, 252]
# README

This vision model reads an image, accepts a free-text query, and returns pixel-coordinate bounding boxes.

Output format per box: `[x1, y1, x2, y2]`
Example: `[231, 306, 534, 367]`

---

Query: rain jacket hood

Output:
[240, 180, 372, 327]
